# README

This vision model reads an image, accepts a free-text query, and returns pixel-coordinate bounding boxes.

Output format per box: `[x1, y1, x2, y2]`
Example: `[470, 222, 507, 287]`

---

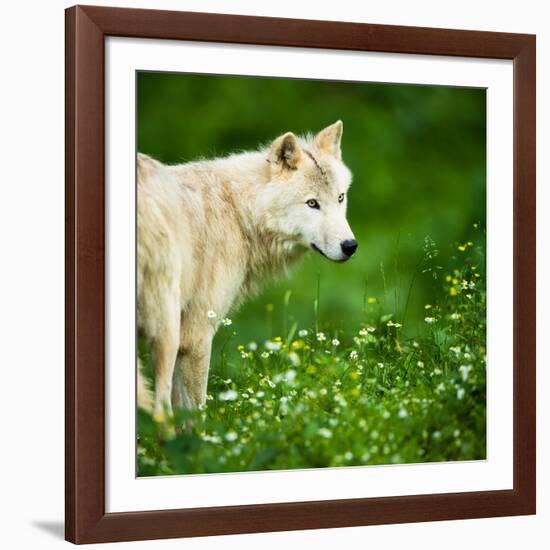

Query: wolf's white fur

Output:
[137, 121, 355, 419]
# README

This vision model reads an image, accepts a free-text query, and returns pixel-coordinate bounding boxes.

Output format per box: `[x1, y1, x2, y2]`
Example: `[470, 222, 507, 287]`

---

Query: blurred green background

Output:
[137, 72, 486, 346]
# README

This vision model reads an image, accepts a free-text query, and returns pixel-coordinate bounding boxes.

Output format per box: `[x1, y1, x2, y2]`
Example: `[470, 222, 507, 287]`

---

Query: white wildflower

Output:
[398, 407, 408, 418]
[201, 433, 222, 444]
[417, 361, 424, 368]
[221, 317, 232, 326]
[265, 340, 282, 352]
[459, 365, 471, 381]
[349, 350, 359, 360]
[331, 338, 340, 346]
[288, 351, 300, 366]
[207, 310, 217, 319]
[456, 387, 465, 400]
[298, 329, 308, 338]
[225, 431, 238, 442]
[284, 369, 297, 383]
[318, 428, 333, 439]
[334, 394, 348, 407]
[424, 316, 436, 324]
[219, 389, 238, 401]
[316, 332, 327, 342]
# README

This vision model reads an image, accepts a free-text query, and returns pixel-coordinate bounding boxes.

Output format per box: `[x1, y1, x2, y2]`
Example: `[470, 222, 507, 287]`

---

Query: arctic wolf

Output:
[137, 121, 357, 419]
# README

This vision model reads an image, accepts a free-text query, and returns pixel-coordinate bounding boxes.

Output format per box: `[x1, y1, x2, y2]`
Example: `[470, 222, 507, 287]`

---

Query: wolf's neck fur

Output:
[176, 149, 308, 297]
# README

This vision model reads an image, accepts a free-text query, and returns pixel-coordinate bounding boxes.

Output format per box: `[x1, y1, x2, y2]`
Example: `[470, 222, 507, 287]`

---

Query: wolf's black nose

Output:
[341, 239, 358, 257]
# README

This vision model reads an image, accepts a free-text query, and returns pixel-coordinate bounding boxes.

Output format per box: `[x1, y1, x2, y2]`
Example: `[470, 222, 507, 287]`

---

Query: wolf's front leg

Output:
[172, 327, 214, 411]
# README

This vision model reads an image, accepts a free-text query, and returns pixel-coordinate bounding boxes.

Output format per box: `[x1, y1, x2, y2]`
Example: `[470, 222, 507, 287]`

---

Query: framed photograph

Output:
[65, 5, 536, 544]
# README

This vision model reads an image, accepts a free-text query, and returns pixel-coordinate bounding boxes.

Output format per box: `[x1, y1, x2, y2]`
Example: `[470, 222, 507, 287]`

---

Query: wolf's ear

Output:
[315, 120, 343, 160]
[268, 132, 302, 170]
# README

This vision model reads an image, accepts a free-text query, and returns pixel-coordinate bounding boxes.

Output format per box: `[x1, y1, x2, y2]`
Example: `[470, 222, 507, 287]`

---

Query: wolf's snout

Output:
[340, 239, 358, 258]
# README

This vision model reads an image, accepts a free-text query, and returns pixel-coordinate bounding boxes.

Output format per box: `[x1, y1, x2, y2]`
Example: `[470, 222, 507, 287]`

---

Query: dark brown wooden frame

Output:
[65, 4, 536, 544]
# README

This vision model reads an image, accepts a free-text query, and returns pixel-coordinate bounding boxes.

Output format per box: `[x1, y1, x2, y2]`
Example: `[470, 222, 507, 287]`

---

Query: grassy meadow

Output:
[137, 233, 486, 475]
[137, 72, 487, 476]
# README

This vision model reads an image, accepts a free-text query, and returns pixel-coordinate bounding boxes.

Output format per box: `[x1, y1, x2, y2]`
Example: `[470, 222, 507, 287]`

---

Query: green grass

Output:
[137, 234, 486, 476]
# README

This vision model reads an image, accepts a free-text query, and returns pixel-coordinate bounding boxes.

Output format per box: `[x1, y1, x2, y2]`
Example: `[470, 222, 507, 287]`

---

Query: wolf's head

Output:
[259, 121, 357, 262]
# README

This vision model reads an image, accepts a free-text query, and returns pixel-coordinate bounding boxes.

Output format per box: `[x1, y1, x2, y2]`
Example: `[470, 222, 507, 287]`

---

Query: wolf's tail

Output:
[137, 358, 154, 413]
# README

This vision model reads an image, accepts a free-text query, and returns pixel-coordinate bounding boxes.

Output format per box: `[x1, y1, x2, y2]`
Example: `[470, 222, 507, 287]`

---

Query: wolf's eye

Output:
[338, 193, 345, 203]
[306, 199, 320, 209]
